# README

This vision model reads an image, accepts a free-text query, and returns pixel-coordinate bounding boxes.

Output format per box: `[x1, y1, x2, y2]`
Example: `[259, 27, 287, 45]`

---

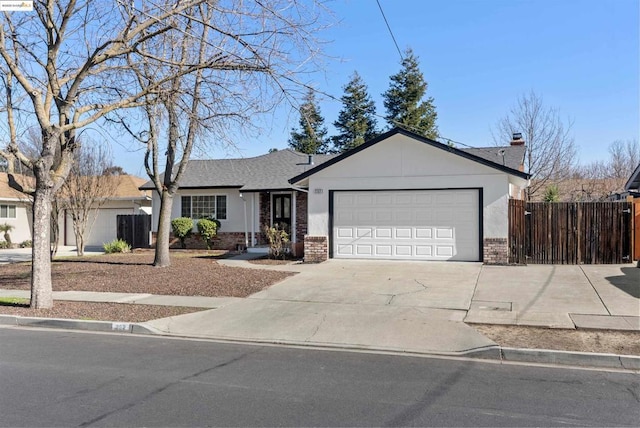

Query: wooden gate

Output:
[508, 200, 633, 264]
[117, 214, 151, 249]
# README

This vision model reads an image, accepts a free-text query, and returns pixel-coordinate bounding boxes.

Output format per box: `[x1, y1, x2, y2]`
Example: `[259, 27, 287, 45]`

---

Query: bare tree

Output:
[607, 139, 639, 182]
[493, 91, 577, 200]
[575, 139, 640, 199]
[0, 1, 267, 309]
[60, 144, 117, 256]
[118, 2, 332, 267]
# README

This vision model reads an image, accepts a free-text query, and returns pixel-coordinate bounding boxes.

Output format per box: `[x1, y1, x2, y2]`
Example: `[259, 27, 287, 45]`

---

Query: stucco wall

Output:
[305, 134, 515, 240]
[0, 200, 32, 244]
[59, 199, 149, 247]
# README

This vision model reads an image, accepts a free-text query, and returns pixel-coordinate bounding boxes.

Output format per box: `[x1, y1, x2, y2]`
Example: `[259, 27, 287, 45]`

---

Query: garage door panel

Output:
[375, 228, 392, 238]
[395, 245, 412, 256]
[395, 228, 412, 239]
[415, 245, 433, 256]
[356, 244, 373, 255]
[415, 228, 432, 239]
[376, 245, 392, 256]
[333, 189, 479, 261]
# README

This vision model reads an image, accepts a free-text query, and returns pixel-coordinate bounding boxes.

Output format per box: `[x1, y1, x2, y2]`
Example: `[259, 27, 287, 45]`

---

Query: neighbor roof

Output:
[0, 173, 33, 201]
[624, 163, 640, 191]
[139, 150, 337, 192]
[289, 128, 529, 184]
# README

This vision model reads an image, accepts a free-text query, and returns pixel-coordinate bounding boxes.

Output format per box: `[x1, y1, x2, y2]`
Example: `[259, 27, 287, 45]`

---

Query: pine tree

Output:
[382, 48, 439, 139]
[331, 72, 379, 153]
[289, 89, 328, 154]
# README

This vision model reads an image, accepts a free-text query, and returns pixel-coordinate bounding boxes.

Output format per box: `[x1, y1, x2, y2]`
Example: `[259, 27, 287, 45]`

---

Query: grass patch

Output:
[0, 296, 29, 307]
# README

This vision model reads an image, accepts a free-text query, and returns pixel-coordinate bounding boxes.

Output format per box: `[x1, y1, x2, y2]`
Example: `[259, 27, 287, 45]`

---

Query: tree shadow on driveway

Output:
[605, 267, 640, 299]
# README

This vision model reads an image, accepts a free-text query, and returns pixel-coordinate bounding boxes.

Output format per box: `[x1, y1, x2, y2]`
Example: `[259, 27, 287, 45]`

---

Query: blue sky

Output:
[115, 0, 639, 176]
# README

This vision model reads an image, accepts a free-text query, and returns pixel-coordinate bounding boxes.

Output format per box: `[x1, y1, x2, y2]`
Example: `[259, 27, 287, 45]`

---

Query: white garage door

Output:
[332, 190, 480, 261]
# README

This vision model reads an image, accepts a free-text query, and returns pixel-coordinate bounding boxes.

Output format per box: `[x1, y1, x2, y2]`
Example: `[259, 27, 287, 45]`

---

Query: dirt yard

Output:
[473, 324, 640, 356]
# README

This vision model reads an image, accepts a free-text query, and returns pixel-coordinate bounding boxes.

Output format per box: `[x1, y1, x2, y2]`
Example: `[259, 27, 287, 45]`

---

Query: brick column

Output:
[304, 235, 328, 263]
[483, 238, 508, 264]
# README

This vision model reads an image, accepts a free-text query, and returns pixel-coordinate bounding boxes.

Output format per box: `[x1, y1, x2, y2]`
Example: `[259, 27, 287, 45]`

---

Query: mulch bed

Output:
[0, 253, 294, 297]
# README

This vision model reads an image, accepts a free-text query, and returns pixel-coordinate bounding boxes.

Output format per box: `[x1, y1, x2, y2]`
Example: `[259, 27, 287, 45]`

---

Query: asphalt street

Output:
[0, 328, 638, 427]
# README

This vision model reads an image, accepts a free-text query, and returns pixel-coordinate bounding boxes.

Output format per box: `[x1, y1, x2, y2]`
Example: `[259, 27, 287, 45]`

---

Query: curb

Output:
[0, 315, 157, 335]
[2, 315, 638, 371]
[498, 347, 640, 371]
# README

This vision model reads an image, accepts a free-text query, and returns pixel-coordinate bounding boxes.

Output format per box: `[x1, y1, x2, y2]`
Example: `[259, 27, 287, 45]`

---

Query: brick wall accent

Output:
[295, 191, 308, 244]
[304, 235, 328, 263]
[152, 231, 252, 251]
[483, 238, 508, 265]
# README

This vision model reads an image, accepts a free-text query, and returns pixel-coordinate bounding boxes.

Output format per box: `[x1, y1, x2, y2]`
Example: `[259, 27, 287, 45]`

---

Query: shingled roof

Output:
[139, 150, 337, 192]
[0, 173, 33, 201]
[140, 129, 527, 192]
[462, 145, 525, 171]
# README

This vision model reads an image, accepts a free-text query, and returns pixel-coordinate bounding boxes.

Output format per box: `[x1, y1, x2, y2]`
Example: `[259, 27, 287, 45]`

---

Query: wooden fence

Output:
[508, 200, 633, 264]
[116, 214, 151, 249]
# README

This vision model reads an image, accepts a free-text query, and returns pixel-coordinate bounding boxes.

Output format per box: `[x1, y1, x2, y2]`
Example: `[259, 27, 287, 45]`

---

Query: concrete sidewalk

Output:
[0, 246, 104, 264]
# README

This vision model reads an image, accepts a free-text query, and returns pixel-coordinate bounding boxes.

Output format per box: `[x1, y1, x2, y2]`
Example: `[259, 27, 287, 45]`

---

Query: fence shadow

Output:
[605, 267, 640, 299]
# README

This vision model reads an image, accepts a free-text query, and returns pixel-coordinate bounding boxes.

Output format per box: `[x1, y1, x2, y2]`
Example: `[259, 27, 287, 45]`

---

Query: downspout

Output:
[239, 191, 249, 250]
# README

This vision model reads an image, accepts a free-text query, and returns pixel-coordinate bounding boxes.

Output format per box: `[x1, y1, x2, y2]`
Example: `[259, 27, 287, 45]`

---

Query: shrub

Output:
[171, 217, 194, 249]
[19, 240, 32, 248]
[263, 223, 290, 259]
[0, 223, 14, 245]
[543, 184, 560, 202]
[103, 239, 131, 254]
[0, 240, 9, 249]
[197, 218, 218, 250]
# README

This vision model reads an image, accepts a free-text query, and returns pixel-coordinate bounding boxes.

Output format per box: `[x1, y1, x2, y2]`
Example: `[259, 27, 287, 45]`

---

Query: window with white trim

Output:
[181, 195, 227, 220]
[0, 204, 16, 219]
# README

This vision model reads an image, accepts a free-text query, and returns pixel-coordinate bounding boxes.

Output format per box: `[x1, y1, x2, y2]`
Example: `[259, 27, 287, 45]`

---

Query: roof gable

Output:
[625, 163, 640, 191]
[288, 128, 529, 184]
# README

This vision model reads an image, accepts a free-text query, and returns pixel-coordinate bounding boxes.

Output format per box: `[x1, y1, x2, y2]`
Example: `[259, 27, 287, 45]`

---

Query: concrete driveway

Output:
[146, 260, 496, 355]
[146, 259, 639, 355]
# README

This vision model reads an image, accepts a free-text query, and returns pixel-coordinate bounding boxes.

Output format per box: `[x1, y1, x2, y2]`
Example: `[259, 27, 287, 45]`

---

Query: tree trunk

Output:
[153, 190, 174, 267]
[31, 186, 53, 309]
[75, 229, 85, 257]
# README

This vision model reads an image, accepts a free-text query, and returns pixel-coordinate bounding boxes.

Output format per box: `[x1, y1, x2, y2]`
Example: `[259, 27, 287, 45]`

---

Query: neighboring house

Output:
[0, 173, 33, 245]
[622, 163, 640, 199]
[59, 175, 152, 248]
[142, 128, 529, 264]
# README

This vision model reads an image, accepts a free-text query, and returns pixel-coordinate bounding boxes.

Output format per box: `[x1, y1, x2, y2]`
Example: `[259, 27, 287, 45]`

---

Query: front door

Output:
[272, 194, 292, 232]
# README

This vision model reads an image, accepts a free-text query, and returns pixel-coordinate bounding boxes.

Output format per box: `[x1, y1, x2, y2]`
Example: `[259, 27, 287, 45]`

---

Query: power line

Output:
[376, 0, 403, 60]
[128, 1, 503, 157]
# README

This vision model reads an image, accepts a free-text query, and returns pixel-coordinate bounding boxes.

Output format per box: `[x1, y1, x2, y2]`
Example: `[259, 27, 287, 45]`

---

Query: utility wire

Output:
[127, 0, 505, 158]
[376, 0, 403, 60]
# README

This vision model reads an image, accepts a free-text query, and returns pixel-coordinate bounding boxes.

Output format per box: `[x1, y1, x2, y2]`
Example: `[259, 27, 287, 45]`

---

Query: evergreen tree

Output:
[382, 48, 439, 139]
[331, 72, 379, 152]
[289, 89, 328, 154]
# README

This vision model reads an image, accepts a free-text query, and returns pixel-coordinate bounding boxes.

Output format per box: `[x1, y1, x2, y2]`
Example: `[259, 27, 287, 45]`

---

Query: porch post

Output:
[291, 191, 296, 243]
[251, 192, 256, 246]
